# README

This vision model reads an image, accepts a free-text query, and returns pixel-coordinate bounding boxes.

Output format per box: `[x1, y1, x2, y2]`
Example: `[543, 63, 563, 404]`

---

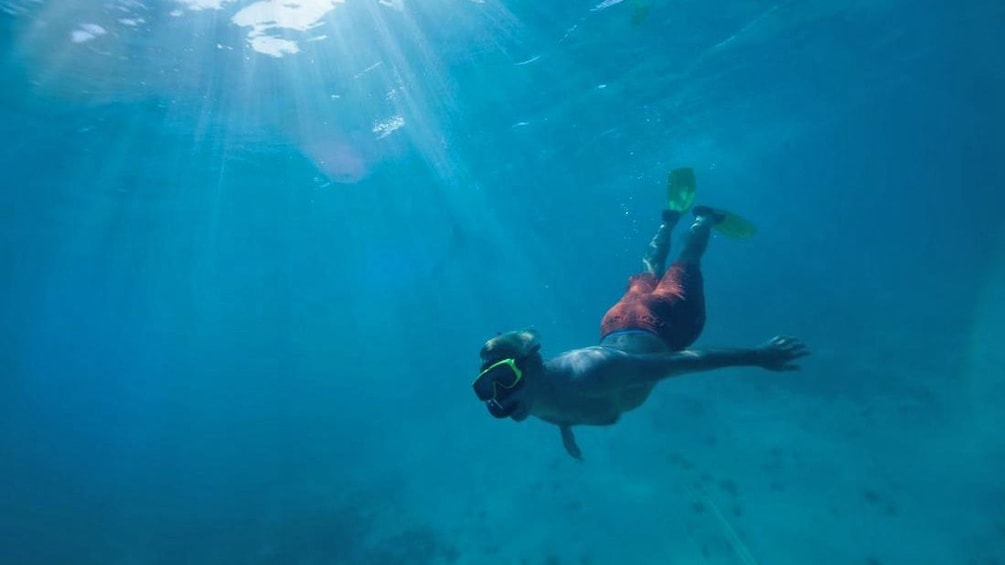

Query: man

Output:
[473, 168, 809, 459]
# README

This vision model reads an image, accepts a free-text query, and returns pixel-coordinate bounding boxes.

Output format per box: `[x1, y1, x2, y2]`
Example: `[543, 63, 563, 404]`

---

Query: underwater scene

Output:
[1, 0, 1003, 563]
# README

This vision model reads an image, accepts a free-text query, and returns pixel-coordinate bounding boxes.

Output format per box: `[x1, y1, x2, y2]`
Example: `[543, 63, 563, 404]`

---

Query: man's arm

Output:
[631, 336, 809, 382]
[559, 424, 583, 460]
[554, 335, 804, 394]
[566, 336, 809, 395]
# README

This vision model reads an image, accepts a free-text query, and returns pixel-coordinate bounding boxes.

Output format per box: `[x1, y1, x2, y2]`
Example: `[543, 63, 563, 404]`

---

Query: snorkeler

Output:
[473, 168, 809, 460]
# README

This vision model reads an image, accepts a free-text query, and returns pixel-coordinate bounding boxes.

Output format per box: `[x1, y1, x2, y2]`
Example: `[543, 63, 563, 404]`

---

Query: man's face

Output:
[505, 387, 532, 421]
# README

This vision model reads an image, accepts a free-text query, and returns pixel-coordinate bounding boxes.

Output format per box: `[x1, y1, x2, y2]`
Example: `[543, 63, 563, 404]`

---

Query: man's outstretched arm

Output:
[558, 337, 809, 396]
[624, 336, 810, 383]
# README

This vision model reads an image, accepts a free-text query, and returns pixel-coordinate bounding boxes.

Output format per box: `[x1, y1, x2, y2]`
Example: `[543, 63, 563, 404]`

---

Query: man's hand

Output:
[560, 424, 583, 461]
[756, 336, 810, 371]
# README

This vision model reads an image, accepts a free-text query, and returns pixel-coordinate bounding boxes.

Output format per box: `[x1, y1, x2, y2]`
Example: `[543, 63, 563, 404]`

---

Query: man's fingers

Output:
[762, 337, 810, 371]
[769, 336, 805, 348]
[770, 336, 810, 356]
[789, 347, 810, 359]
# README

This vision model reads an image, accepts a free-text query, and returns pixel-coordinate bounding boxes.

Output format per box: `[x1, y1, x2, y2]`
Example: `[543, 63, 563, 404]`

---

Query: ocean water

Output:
[1, 0, 1003, 564]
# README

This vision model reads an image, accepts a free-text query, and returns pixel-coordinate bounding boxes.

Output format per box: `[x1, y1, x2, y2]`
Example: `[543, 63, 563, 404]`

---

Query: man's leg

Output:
[649, 207, 724, 350]
[642, 210, 682, 276]
[677, 206, 723, 264]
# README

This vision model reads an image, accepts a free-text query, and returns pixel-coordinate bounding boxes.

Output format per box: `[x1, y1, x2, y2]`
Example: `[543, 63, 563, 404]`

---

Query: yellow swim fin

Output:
[694, 205, 757, 239]
[667, 167, 697, 213]
[716, 210, 757, 239]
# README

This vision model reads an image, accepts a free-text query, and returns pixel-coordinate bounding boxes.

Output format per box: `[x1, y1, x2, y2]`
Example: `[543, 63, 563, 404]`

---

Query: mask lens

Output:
[473, 358, 523, 401]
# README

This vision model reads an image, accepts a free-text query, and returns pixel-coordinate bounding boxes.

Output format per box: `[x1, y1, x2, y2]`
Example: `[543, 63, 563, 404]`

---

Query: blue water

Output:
[1, 1, 1003, 563]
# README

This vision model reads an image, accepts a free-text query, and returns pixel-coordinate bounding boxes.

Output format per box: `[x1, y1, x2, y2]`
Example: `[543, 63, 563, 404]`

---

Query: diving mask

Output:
[473, 357, 525, 418]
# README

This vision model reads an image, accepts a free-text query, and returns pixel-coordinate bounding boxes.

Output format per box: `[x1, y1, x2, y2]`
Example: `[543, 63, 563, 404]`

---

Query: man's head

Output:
[474, 329, 543, 420]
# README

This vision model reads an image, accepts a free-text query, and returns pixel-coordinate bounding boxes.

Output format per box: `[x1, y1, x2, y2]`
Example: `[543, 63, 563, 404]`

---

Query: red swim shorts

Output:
[600, 260, 706, 351]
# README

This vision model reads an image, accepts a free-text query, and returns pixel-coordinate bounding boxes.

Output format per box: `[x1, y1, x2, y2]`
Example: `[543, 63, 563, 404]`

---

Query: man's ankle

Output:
[662, 209, 681, 224]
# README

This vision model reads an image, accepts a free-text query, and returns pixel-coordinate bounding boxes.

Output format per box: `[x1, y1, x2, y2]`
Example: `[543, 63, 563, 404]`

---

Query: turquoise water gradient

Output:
[1, 1, 1003, 563]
